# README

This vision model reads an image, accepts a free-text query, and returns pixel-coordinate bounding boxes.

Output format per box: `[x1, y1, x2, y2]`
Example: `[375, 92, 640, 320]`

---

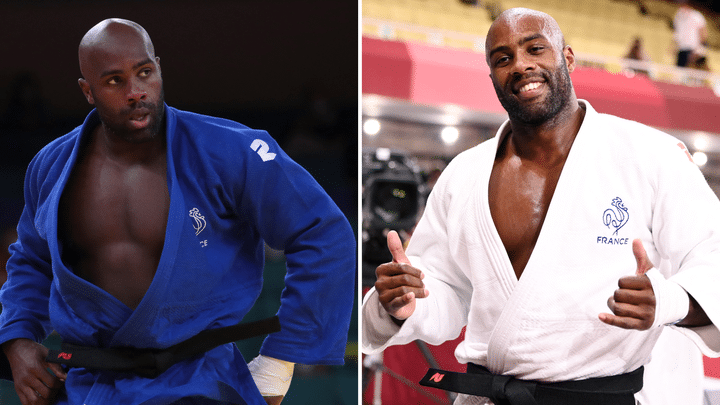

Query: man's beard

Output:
[99, 88, 166, 143]
[493, 61, 573, 126]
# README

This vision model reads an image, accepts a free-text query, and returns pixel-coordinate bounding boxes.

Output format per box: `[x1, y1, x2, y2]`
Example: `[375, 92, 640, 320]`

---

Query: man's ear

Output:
[564, 45, 576, 74]
[78, 78, 94, 105]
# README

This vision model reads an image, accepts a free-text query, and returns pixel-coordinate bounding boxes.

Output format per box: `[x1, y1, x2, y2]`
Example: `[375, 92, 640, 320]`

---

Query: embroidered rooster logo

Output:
[603, 197, 629, 235]
[189, 208, 206, 236]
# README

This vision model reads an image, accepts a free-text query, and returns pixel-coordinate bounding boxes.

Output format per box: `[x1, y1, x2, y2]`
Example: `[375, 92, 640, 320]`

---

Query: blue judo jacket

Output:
[0, 106, 356, 404]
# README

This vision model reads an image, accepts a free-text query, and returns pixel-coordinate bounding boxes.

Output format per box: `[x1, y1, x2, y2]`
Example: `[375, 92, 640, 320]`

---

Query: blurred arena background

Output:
[362, 0, 720, 404]
[0, 1, 358, 404]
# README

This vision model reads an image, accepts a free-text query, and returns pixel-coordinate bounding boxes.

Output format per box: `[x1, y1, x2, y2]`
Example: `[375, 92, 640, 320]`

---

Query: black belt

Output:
[46, 316, 281, 378]
[419, 364, 643, 405]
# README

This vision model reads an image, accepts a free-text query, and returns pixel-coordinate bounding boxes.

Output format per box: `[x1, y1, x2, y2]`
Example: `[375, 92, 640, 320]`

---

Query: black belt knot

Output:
[491, 374, 512, 400]
[495, 375, 537, 404]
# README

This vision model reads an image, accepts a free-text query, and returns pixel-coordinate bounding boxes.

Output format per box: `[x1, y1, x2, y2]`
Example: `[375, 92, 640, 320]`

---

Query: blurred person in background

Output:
[688, 52, 711, 71]
[626, 37, 651, 62]
[673, 0, 708, 68]
[362, 7, 720, 405]
[624, 37, 651, 76]
[0, 18, 355, 405]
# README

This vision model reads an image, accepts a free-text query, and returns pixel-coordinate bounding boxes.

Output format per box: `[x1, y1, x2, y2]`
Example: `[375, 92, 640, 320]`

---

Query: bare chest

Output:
[60, 157, 169, 246]
[58, 154, 169, 309]
[488, 157, 563, 279]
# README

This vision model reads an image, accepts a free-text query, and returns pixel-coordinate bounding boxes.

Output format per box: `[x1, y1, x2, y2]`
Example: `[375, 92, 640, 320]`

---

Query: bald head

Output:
[485, 8, 566, 62]
[482, 7, 578, 126]
[76, 19, 165, 140]
[79, 18, 155, 79]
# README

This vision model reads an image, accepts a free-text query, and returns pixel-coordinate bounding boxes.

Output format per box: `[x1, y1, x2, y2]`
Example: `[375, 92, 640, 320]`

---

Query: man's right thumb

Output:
[387, 230, 410, 264]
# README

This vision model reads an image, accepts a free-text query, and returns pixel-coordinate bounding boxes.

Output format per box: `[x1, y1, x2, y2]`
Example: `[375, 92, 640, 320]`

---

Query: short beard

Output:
[98, 88, 166, 143]
[493, 60, 573, 126]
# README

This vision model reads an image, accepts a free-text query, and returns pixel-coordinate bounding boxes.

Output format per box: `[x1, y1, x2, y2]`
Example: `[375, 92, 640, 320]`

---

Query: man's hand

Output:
[2, 338, 66, 405]
[263, 395, 283, 405]
[248, 354, 293, 403]
[374, 231, 429, 323]
[599, 239, 656, 330]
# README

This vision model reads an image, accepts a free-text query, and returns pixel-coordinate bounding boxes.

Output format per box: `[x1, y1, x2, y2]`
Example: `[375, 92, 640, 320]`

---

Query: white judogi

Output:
[362, 101, 720, 403]
[636, 327, 705, 405]
[636, 261, 705, 405]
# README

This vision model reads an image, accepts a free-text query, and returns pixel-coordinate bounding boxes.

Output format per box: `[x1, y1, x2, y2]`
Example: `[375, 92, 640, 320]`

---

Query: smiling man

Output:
[0, 18, 355, 405]
[362, 8, 720, 405]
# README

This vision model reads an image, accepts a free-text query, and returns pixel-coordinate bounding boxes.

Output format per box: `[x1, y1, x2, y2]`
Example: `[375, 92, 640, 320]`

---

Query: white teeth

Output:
[519, 82, 542, 93]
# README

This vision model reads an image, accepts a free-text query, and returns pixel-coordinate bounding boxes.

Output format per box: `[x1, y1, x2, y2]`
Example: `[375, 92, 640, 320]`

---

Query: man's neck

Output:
[507, 101, 585, 167]
[95, 123, 167, 165]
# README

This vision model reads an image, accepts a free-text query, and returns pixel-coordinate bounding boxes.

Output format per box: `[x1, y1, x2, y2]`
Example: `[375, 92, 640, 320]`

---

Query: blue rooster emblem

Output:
[603, 197, 629, 235]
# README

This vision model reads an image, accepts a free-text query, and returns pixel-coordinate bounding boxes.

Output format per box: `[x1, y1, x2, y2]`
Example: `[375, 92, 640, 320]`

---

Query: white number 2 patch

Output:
[250, 139, 276, 162]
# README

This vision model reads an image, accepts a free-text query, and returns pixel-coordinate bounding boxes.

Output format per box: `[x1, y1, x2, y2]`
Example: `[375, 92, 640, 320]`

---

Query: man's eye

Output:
[495, 56, 510, 66]
[139, 69, 151, 77]
[530, 46, 544, 53]
[108, 77, 120, 85]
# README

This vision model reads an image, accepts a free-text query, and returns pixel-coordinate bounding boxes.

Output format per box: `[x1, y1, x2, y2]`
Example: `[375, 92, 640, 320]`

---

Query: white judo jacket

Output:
[362, 101, 720, 393]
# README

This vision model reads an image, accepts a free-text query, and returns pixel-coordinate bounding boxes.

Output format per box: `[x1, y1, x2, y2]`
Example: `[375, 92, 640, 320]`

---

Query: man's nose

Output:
[127, 80, 147, 103]
[511, 54, 536, 75]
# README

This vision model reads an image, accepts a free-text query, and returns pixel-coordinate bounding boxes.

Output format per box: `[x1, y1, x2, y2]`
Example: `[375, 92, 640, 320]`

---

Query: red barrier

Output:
[363, 36, 720, 134]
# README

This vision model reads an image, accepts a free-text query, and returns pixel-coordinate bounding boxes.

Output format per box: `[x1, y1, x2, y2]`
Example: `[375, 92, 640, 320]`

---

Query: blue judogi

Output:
[0, 106, 356, 404]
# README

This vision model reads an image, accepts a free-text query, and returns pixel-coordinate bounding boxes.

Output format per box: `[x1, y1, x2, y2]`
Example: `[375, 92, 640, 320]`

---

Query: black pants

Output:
[677, 50, 693, 67]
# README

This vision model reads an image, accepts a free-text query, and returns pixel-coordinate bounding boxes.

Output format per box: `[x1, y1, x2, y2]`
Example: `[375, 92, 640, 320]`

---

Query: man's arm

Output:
[699, 24, 708, 47]
[601, 137, 720, 340]
[600, 239, 711, 330]
[237, 131, 355, 365]
[362, 154, 475, 354]
[677, 295, 711, 327]
[0, 149, 66, 404]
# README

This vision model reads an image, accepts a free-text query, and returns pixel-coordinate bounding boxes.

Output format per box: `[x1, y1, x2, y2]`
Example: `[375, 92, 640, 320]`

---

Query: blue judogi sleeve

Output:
[0, 134, 76, 378]
[0, 141, 70, 343]
[229, 130, 356, 365]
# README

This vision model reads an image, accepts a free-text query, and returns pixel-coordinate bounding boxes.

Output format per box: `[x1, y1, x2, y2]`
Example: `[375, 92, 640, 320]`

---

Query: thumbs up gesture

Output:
[599, 239, 657, 330]
[374, 231, 429, 323]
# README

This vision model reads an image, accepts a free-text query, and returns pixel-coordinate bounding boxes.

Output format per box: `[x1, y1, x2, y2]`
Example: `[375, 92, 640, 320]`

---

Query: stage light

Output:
[693, 151, 708, 166]
[364, 118, 381, 136]
[441, 126, 459, 144]
[693, 133, 709, 151]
